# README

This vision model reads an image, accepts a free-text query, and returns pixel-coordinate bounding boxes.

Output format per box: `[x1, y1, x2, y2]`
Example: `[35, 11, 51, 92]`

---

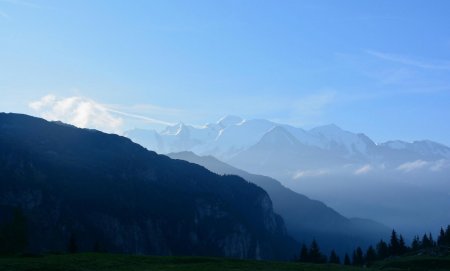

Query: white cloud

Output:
[29, 95, 123, 134]
[29, 94, 56, 110]
[106, 108, 175, 126]
[397, 160, 429, 172]
[293, 169, 328, 179]
[29, 94, 178, 134]
[354, 164, 373, 175]
[396, 159, 450, 173]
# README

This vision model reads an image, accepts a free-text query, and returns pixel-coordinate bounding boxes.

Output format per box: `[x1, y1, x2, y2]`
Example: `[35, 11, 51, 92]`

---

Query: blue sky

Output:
[1, 0, 450, 144]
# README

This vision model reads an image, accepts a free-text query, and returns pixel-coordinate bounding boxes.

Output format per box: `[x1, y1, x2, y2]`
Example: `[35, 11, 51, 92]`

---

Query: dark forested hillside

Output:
[0, 113, 297, 260]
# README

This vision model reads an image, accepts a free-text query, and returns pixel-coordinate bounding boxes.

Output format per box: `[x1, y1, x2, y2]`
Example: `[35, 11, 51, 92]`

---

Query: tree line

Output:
[297, 224, 450, 266]
[2, 206, 450, 263]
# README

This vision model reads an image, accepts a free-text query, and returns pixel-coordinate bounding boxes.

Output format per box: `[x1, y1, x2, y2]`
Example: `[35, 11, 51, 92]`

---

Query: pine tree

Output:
[376, 239, 389, 260]
[411, 235, 421, 251]
[429, 233, 435, 247]
[352, 247, 364, 266]
[299, 243, 309, 262]
[309, 239, 326, 263]
[421, 233, 431, 249]
[445, 225, 450, 245]
[389, 230, 400, 256]
[365, 245, 377, 266]
[398, 235, 407, 254]
[344, 253, 351, 265]
[438, 227, 445, 246]
[328, 249, 340, 264]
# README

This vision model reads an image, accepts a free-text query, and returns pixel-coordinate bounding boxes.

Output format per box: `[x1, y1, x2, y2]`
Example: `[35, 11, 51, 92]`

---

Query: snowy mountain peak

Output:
[357, 133, 377, 148]
[410, 140, 450, 158]
[217, 115, 244, 128]
[379, 140, 450, 160]
[309, 123, 342, 134]
[161, 122, 187, 135]
[259, 126, 299, 146]
[308, 124, 373, 155]
[382, 140, 408, 150]
[124, 117, 450, 163]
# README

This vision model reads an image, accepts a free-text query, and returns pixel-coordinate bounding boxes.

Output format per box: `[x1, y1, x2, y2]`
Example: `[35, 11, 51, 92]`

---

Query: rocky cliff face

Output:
[0, 113, 297, 260]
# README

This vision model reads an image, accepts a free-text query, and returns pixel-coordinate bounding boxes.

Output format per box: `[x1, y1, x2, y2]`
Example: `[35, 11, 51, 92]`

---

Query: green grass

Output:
[0, 253, 368, 271]
[373, 254, 450, 271]
[0, 253, 449, 271]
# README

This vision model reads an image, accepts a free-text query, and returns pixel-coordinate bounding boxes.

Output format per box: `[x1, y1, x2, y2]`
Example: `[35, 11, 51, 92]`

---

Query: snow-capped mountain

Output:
[380, 140, 450, 160]
[126, 116, 278, 159]
[197, 118, 276, 159]
[125, 116, 450, 237]
[308, 124, 377, 157]
[125, 115, 450, 167]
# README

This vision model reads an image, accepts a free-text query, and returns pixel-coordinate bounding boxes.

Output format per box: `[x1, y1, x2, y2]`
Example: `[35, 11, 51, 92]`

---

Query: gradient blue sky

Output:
[1, 0, 450, 144]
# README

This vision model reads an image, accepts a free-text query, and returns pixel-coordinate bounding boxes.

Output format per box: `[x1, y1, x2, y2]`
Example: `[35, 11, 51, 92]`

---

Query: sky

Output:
[1, 0, 450, 145]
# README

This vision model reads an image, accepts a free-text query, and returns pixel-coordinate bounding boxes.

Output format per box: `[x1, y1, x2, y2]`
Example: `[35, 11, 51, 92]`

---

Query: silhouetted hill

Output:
[168, 151, 390, 255]
[0, 113, 296, 260]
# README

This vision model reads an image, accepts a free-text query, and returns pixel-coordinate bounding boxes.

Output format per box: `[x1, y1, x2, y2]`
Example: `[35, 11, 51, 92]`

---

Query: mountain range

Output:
[126, 115, 450, 163]
[126, 116, 450, 236]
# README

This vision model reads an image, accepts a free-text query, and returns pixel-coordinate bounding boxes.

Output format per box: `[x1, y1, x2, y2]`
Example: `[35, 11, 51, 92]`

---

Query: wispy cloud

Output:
[397, 159, 450, 173]
[29, 94, 175, 134]
[106, 108, 175, 126]
[397, 160, 429, 172]
[293, 169, 328, 180]
[107, 103, 183, 118]
[354, 164, 373, 175]
[367, 50, 450, 71]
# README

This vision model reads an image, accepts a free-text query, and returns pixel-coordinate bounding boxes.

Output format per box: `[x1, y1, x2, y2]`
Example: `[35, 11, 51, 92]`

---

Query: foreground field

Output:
[0, 253, 365, 271]
[374, 254, 450, 271]
[0, 253, 449, 271]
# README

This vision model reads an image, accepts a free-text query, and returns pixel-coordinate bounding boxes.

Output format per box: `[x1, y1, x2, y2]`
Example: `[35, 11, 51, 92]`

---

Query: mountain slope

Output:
[227, 126, 347, 179]
[0, 113, 296, 260]
[168, 151, 390, 255]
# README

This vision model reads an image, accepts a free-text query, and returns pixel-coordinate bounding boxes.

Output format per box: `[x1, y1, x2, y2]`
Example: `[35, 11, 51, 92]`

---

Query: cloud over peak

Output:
[29, 95, 123, 134]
